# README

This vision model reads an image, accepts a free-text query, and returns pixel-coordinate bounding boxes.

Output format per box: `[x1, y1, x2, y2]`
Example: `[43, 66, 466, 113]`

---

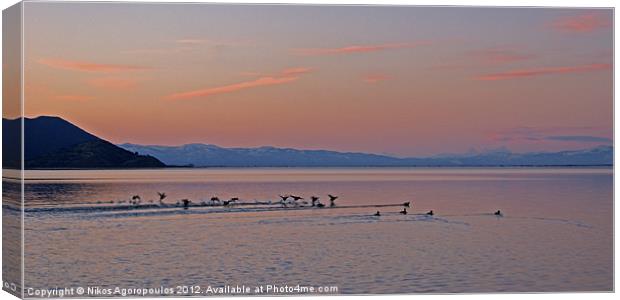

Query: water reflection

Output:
[2, 179, 23, 297]
[20, 168, 613, 294]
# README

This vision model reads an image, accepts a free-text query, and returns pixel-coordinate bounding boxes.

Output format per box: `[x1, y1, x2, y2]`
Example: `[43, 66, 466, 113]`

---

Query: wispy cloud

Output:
[167, 77, 297, 100]
[38, 58, 150, 73]
[293, 41, 430, 56]
[545, 135, 612, 143]
[551, 13, 611, 33]
[166, 67, 312, 100]
[239, 67, 312, 78]
[363, 73, 391, 84]
[281, 67, 313, 76]
[476, 63, 610, 81]
[430, 46, 534, 70]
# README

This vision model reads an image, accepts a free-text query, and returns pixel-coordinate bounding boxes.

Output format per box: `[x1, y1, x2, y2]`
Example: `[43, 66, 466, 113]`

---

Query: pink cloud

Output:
[167, 67, 312, 100]
[363, 73, 391, 84]
[241, 68, 313, 77]
[38, 58, 149, 73]
[281, 67, 313, 76]
[430, 46, 534, 70]
[551, 13, 611, 33]
[476, 63, 610, 81]
[87, 77, 141, 90]
[293, 41, 430, 56]
[167, 77, 297, 100]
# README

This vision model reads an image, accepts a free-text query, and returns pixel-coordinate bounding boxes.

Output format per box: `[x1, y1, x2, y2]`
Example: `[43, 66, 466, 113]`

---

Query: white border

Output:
[1, 1, 617, 300]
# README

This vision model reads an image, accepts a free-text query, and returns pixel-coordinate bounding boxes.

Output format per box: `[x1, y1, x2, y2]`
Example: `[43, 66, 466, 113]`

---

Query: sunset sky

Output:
[18, 3, 613, 157]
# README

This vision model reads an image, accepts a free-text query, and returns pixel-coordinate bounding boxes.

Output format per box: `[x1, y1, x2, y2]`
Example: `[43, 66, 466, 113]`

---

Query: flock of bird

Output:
[116, 193, 340, 208]
[278, 194, 339, 208]
[377, 207, 502, 217]
[113, 192, 503, 217]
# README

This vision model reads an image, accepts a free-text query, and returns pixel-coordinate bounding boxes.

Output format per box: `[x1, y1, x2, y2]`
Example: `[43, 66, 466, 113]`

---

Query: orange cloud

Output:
[293, 41, 430, 56]
[87, 77, 141, 90]
[281, 67, 313, 76]
[240, 68, 313, 77]
[167, 67, 312, 100]
[551, 13, 611, 33]
[363, 73, 391, 84]
[476, 63, 610, 81]
[55, 95, 94, 101]
[38, 58, 149, 73]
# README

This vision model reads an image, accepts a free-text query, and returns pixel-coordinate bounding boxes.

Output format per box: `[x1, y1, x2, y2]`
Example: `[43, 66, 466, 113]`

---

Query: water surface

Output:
[11, 167, 613, 294]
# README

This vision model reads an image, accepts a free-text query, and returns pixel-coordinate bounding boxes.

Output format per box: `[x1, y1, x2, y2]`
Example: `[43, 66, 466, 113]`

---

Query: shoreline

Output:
[2, 164, 614, 172]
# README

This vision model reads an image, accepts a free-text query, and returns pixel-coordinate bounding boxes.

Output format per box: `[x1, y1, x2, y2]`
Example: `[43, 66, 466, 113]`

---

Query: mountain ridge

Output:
[119, 143, 613, 167]
[2, 116, 166, 169]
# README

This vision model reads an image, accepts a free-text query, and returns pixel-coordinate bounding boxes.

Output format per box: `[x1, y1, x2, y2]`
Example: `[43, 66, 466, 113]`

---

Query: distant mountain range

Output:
[120, 143, 613, 167]
[2, 116, 612, 169]
[3, 116, 165, 169]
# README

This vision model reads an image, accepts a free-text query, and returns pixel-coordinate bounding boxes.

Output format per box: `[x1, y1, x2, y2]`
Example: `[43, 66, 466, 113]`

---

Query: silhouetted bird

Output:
[374, 211, 381, 216]
[210, 196, 221, 204]
[328, 195, 338, 207]
[223, 197, 239, 206]
[279, 195, 293, 207]
[291, 195, 304, 201]
[426, 210, 434, 216]
[316, 202, 325, 208]
[494, 210, 502, 216]
[310, 196, 319, 207]
[181, 199, 190, 209]
[403, 202, 410, 208]
[400, 208, 407, 215]
[131, 195, 141, 205]
[157, 192, 167, 205]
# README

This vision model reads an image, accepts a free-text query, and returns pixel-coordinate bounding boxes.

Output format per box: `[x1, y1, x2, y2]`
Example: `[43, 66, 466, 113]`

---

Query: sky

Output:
[16, 2, 613, 157]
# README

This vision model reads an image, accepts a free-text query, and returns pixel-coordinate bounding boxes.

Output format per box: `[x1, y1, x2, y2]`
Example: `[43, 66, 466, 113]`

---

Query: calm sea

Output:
[3, 167, 613, 294]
